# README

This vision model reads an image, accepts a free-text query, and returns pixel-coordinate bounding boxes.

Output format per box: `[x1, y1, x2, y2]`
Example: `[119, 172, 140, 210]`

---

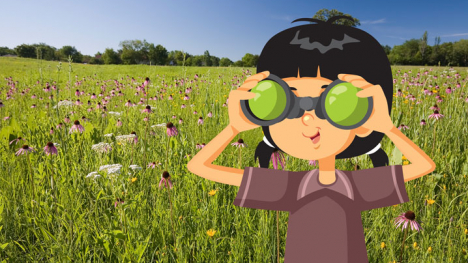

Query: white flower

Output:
[53, 143, 60, 147]
[99, 164, 122, 175]
[86, 171, 100, 179]
[151, 123, 166, 128]
[104, 133, 113, 137]
[91, 142, 112, 153]
[108, 111, 121, 116]
[129, 164, 142, 171]
[116, 134, 136, 143]
[53, 100, 74, 109]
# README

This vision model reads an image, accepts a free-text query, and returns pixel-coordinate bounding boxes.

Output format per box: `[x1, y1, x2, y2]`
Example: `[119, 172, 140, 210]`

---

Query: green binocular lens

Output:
[240, 74, 373, 130]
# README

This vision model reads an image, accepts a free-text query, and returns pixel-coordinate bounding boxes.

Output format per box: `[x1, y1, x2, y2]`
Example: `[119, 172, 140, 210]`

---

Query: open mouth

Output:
[302, 128, 321, 144]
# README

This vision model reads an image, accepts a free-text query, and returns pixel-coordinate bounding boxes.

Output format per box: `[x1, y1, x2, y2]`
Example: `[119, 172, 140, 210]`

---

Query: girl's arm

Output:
[384, 126, 436, 182]
[187, 71, 269, 186]
[187, 124, 243, 186]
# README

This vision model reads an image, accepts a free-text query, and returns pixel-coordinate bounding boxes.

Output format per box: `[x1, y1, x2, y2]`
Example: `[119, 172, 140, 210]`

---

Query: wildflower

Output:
[86, 171, 100, 179]
[91, 142, 112, 153]
[181, 104, 186, 109]
[398, 124, 409, 130]
[428, 110, 444, 120]
[141, 105, 152, 113]
[64, 116, 71, 123]
[420, 119, 426, 126]
[427, 246, 432, 253]
[10, 137, 25, 145]
[16, 145, 35, 156]
[193, 111, 198, 115]
[125, 100, 133, 107]
[69, 120, 85, 134]
[0, 101, 4, 107]
[309, 160, 317, 166]
[43, 142, 58, 155]
[394, 211, 422, 232]
[114, 198, 124, 207]
[99, 164, 123, 176]
[209, 189, 218, 196]
[116, 119, 123, 127]
[208, 111, 213, 117]
[198, 117, 204, 125]
[271, 148, 286, 169]
[184, 95, 189, 100]
[129, 164, 142, 171]
[179, 118, 183, 124]
[159, 171, 173, 189]
[381, 242, 386, 249]
[166, 122, 178, 137]
[143, 77, 150, 87]
[206, 229, 216, 237]
[413, 242, 418, 249]
[426, 199, 435, 205]
[446, 87, 452, 94]
[3, 116, 10, 121]
[232, 139, 247, 148]
[104, 133, 113, 137]
[147, 162, 160, 168]
[430, 104, 440, 111]
[130, 177, 137, 183]
[396, 89, 403, 97]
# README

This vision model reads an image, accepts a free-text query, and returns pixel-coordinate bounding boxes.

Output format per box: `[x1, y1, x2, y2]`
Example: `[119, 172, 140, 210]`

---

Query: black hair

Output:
[255, 16, 391, 168]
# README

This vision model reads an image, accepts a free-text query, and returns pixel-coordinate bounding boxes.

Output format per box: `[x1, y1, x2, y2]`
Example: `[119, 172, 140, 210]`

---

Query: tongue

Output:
[312, 135, 320, 144]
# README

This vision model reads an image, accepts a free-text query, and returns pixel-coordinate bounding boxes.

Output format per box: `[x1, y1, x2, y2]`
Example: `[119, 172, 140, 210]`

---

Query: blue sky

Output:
[1, 0, 468, 61]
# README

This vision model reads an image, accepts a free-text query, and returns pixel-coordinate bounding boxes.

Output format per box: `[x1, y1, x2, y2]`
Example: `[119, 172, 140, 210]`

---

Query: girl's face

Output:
[269, 67, 368, 161]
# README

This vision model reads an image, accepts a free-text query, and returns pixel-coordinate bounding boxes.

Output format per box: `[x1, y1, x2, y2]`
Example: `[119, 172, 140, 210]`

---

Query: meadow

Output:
[0, 57, 467, 262]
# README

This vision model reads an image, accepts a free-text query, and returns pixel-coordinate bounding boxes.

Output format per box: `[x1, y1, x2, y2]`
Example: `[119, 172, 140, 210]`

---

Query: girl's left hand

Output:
[338, 74, 395, 134]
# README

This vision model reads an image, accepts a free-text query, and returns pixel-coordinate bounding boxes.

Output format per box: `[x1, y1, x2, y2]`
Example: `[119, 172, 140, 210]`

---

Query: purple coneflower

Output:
[56, 123, 63, 129]
[396, 89, 403, 97]
[172, 115, 176, 119]
[168, 95, 173, 100]
[147, 162, 156, 168]
[81, 116, 88, 122]
[114, 198, 124, 207]
[232, 139, 247, 148]
[166, 122, 178, 137]
[271, 148, 286, 170]
[64, 116, 71, 123]
[130, 131, 138, 144]
[184, 95, 189, 100]
[428, 110, 444, 120]
[198, 117, 204, 125]
[446, 87, 452, 94]
[430, 104, 439, 111]
[420, 119, 426, 126]
[394, 211, 422, 232]
[309, 160, 317, 166]
[181, 104, 186, 109]
[16, 145, 35, 156]
[143, 77, 150, 87]
[3, 116, 10, 121]
[69, 120, 85, 134]
[10, 137, 25, 145]
[141, 105, 152, 114]
[31, 104, 36, 108]
[179, 118, 183, 124]
[125, 100, 133, 107]
[44, 142, 58, 155]
[208, 112, 212, 117]
[398, 124, 409, 130]
[159, 171, 173, 189]
[50, 127, 54, 134]
[116, 119, 123, 127]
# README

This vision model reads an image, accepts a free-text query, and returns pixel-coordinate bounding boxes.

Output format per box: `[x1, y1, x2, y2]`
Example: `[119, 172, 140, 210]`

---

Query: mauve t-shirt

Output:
[233, 165, 409, 263]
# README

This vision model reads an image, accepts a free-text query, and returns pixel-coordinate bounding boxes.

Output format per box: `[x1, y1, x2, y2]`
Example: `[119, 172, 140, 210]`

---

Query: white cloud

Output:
[441, 33, 468, 37]
[361, 18, 386, 25]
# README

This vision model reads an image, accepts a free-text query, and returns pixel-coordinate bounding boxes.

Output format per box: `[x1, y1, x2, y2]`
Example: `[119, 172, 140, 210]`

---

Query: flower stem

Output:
[431, 121, 437, 156]
[276, 211, 280, 263]
[165, 180, 176, 244]
[165, 137, 170, 170]
[399, 227, 408, 263]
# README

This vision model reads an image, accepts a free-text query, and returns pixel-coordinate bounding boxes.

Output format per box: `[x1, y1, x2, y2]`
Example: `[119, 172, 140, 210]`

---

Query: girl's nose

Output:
[302, 113, 314, 126]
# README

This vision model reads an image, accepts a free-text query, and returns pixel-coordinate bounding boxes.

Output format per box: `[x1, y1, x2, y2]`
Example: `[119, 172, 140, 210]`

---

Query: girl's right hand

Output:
[228, 70, 270, 133]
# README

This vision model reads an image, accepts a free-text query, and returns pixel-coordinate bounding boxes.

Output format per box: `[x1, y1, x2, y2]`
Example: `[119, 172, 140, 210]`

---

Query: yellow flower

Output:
[179, 215, 183, 220]
[403, 161, 409, 165]
[427, 246, 432, 253]
[228, 251, 231, 255]
[130, 177, 137, 183]
[402, 156, 407, 160]
[118, 142, 122, 145]
[209, 189, 218, 196]
[381, 242, 386, 249]
[413, 242, 418, 249]
[464, 229, 468, 235]
[404, 100, 409, 104]
[432, 90, 438, 93]
[426, 199, 435, 205]
[462, 248, 466, 255]
[207, 229, 216, 237]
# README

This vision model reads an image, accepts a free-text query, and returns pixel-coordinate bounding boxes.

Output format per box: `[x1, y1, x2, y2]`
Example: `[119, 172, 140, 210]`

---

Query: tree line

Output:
[2, 35, 467, 67]
[0, 40, 259, 67]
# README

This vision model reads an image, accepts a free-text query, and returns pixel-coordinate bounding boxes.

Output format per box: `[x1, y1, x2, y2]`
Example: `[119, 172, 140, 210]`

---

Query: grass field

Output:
[0, 57, 467, 262]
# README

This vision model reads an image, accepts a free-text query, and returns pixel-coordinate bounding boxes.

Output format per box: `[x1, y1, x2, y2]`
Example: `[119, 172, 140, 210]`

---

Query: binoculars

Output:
[240, 74, 373, 129]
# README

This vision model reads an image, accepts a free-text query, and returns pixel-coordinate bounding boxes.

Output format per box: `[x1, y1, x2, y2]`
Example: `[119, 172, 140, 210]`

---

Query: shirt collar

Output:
[297, 169, 354, 201]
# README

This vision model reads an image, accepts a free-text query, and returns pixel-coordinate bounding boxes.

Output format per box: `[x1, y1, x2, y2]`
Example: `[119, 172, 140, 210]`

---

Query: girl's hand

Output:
[338, 74, 395, 134]
[228, 71, 269, 133]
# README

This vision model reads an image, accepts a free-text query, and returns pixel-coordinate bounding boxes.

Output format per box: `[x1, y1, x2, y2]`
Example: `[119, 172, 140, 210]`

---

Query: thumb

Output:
[356, 87, 375, 98]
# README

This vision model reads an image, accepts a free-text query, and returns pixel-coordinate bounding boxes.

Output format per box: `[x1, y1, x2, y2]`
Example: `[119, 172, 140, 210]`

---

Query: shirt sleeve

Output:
[233, 167, 303, 212]
[351, 165, 410, 211]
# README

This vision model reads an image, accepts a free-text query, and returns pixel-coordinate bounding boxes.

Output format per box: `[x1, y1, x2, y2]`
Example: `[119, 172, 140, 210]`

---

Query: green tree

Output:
[211, 56, 220, 66]
[148, 44, 168, 65]
[381, 45, 391, 55]
[233, 60, 244, 67]
[32, 43, 57, 60]
[313, 9, 360, 27]
[14, 44, 36, 58]
[419, 31, 428, 64]
[241, 53, 259, 67]
[203, 50, 212, 66]
[0, 46, 16, 56]
[219, 57, 233, 66]
[58, 46, 83, 63]
[102, 48, 121, 64]
[453, 39, 468, 66]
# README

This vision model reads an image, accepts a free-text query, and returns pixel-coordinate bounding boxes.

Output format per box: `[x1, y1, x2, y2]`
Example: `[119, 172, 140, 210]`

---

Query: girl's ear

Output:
[354, 126, 372, 138]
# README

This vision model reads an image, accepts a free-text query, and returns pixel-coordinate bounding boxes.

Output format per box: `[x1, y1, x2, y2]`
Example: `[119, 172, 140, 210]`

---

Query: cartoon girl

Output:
[187, 16, 435, 262]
